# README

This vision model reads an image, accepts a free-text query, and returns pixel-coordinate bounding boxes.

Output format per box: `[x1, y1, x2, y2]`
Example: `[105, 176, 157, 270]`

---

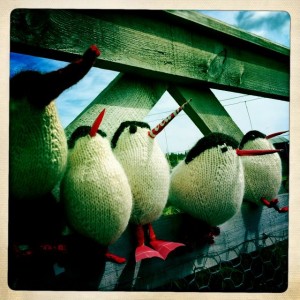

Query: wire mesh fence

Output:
[155, 232, 288, 292]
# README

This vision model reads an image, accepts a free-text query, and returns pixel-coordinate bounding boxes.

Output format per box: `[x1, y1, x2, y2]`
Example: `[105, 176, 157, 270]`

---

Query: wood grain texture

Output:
[10, 9, 289, 100]
[165, 10, 289, 56]
[168, 85, 244, 141]
[65, 73, 167, 139]
[94, 194, 288, 290]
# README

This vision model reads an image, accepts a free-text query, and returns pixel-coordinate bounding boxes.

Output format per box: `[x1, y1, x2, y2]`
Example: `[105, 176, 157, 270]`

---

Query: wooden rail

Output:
[10, 9, 289, 141]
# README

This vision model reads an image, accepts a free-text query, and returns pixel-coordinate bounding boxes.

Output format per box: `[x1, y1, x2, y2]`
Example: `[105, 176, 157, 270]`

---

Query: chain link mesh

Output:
[155, 231, 288, 292]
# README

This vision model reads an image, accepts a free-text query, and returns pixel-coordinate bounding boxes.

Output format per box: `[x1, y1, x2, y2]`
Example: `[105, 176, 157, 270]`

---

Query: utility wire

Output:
[146, 97, 264, 117]
[218, 94, 249, 102]
[223, 97, 263, 107]
[244, 101, 253, 130]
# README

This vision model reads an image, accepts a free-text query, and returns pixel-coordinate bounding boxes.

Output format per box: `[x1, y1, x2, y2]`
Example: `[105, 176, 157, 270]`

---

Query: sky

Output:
[10, 10, 290, 153]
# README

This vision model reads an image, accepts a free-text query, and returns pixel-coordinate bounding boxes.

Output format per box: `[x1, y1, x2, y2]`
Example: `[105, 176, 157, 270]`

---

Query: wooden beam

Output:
[65, 73, 167, 139]
[95, 193, 288, 290]
[165, 10, 290, 56]
[168, 85, 244, 141]
[10, 9, 289, 101]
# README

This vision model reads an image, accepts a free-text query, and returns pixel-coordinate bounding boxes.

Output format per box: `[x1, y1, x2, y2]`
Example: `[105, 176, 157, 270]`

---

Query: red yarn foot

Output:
[261, 197, 272, 207]
[149, 240, 185, 260]
[105, 251, 126, 264]
[148, 223, 185, 260]
[135, 244, 164, 262]
[261, 197, 288, 213]
[135, 224, 164, 262]
[278, 206, 288, 213]
[270, 199, 279, 205]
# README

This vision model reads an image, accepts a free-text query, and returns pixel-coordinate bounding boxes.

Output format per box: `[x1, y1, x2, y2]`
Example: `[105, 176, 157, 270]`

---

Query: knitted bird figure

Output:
[169, 132, 282, 243]
[60, 109, 133, 263]
[239, 130, 288, 213]
[10, 45, 100, 200]
[9, 45, 100, 288]
[111, 101, 191, 262]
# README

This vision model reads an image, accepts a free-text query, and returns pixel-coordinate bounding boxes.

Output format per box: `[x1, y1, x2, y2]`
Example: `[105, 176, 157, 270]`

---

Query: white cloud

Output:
[200, 10, 290, 47]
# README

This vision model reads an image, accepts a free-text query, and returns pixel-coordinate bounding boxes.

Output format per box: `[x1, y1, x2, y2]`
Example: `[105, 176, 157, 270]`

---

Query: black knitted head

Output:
[111, 121, 151, 149]
[10, 70, 50, 108]
[239, 130, 266, 149]
[68, 126, 107, 149]
[10, 45, 100, 109]
[185, 132, 239, 164]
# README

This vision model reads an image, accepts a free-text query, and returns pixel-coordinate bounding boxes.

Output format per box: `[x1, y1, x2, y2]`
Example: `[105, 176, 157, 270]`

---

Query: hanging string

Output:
[244, 101, 253, 130]
[164, 127, 171, 162]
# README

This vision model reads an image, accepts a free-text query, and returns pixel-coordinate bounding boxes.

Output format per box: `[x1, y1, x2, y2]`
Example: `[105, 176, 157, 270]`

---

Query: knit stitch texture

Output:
[10, 100, 67, 200]
[61, 133, 132, 246]
[112, 123, 170, 225]
[169, 135, 244, 226]
[240, 136, 282, 205]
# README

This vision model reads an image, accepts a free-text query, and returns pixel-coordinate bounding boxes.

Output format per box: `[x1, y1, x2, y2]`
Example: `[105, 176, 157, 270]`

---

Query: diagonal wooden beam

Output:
[168, 85, 244, 142]
[10, 9, 289, 101]
[65, 73, 167, 139]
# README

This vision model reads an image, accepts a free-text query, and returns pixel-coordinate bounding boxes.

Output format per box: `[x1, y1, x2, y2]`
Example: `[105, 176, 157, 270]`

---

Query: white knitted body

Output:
[241, 138, 282, 205]
[169, 146, 244, 226]
[61, 134, 132, 246]
[113, 127, 170, 225]
[10, 100, 68, 200]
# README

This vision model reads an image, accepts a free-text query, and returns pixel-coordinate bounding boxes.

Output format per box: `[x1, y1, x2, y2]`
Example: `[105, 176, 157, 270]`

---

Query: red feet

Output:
[148, 223, 185, 260]
[149, 240, 185, 260]
[135, 244, 164, 262]
[105, 251, 126, 264]
[134, 224, 185, 262]
[261, 197, 288, 213]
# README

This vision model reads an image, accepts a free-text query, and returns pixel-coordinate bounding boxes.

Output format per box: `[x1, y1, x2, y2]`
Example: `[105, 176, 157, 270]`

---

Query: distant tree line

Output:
[166, 152, 187, 168]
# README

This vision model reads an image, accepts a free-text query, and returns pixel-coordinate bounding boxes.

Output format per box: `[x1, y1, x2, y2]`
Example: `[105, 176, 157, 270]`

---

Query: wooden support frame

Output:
[168, 85, 244, 141]
[65, 73, 167, 139]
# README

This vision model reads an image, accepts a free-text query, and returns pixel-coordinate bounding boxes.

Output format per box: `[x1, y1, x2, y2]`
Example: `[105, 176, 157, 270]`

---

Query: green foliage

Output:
[162, 205, 182, 216]
[166, 152, 186, 168]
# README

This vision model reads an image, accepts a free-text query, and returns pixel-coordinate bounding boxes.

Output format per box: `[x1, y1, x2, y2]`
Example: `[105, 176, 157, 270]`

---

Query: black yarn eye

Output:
[129, 125, 137, 134]
[221, 145, 228, 153]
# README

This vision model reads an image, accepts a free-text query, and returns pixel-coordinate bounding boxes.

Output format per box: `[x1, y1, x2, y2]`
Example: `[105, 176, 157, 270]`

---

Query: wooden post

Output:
[168, 85, 244, 141]
[65, 73, 167, 139]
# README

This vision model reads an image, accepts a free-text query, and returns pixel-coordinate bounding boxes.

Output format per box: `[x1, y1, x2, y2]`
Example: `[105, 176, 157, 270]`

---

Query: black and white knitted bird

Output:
[239, 130, 288, 213]
[60, 109, 133, 263]
[169, 132, 282, 243]
[9, 45, 100, 288]
[111, 101, 191, 262]
[10, 45, 100, 200]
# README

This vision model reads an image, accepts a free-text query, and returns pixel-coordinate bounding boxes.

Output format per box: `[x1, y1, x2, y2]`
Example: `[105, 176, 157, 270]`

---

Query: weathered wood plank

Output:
[10, 9, 289, 100]
[165, 10, 290, 56]
[65, 73, 167, 139]
[95, 193, 288, 290]
[168, 85, 244, 141]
